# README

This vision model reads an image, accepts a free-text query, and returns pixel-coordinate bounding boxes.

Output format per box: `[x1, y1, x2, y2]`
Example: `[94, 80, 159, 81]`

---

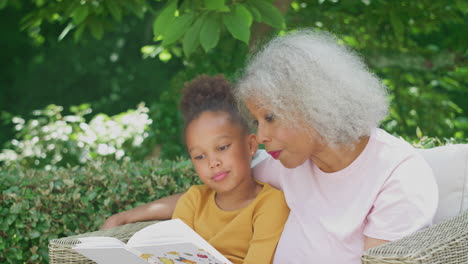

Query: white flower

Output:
[12, 117, 25, 124]
[115, 149, 125, 160]
[97, 144, 109, 155]
[0, 149, 18, 162]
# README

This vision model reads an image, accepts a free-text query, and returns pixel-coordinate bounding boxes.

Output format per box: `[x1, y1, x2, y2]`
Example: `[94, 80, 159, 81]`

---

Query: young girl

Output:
[172, 75, 289, 264]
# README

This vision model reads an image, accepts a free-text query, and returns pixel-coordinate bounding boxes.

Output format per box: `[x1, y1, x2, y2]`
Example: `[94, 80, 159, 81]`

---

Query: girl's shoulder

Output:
[184, 184, 214, 199]
[254, 181, 288, 205]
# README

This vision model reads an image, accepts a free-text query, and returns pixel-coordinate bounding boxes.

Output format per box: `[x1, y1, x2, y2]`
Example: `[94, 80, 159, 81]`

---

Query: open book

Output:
[73, 219, 232, 264]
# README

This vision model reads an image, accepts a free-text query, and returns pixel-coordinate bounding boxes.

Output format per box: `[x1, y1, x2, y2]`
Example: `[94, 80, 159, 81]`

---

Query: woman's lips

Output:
[267, 150, 282, 159]
[213, 171, 229, 181]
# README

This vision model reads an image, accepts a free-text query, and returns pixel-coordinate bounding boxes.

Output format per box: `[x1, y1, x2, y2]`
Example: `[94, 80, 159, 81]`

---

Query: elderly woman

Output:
[103, 30, 438, 264]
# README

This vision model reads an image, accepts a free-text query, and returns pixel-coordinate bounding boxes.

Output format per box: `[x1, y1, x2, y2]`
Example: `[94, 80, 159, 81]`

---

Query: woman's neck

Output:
[215, 177, 262, 211]
[311, 136, 370, 173]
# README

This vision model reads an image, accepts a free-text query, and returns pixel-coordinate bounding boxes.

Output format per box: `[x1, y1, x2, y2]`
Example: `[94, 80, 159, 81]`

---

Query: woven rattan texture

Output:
[361, 211, 468, 264]
[48, 221, 159, 264]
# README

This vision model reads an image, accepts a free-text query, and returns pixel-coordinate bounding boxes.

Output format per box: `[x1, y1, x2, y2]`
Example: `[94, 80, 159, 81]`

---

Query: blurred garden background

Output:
[1, 0, 467, 263]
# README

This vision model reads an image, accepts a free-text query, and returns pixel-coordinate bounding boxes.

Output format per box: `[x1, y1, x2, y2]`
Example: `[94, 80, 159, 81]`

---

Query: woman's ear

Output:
[247, 134, 259, 158]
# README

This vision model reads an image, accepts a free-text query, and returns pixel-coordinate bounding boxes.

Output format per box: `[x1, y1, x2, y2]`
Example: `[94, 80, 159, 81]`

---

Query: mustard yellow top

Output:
[172, 181, 290, 264]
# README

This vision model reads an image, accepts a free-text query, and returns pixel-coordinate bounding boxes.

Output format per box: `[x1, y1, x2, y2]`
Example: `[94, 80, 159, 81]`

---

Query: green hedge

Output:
[1, 158, 199, 264]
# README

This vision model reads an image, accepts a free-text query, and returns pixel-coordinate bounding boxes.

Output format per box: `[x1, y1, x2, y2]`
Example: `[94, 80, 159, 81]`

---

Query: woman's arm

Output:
[101, 193, 183, 230]
[364, 236, 389, 250]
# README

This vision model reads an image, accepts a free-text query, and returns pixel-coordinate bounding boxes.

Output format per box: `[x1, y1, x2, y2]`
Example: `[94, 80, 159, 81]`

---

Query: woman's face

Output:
[246, 100, 325, 168]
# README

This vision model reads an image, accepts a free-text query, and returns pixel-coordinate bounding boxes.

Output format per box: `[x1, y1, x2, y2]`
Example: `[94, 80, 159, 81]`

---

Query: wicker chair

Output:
[49, 145, 468, 263]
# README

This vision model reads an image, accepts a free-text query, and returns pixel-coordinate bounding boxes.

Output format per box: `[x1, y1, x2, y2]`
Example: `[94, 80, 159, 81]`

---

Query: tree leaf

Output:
[106, 1, 122, 22]
[73, 24, 86, 42]
[223, 5, 252, 44]
[153, 0, 177, 39]
[183, 16, 204, 57]
[200, 15, 220, 52]
[244, 3, 262, 22]
[162, 13, 195, 47]
[390, 11, 404, 42]
[90, 21, 104, 40]
[250, 0, 284, 29]
[234, 4, 253, 27]
[0, 0, 8, 10]
[72, 5, 89, 25]
[204, 0, 227, 10]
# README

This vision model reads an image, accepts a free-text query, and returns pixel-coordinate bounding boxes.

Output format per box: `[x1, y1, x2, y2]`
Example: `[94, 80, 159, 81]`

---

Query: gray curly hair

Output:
[235, 30, 389, 146]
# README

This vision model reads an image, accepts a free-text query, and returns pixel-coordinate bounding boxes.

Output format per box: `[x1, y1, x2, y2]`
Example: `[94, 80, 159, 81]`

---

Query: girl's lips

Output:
[267, 150, 282, 159]
[213, 171, 229, 181]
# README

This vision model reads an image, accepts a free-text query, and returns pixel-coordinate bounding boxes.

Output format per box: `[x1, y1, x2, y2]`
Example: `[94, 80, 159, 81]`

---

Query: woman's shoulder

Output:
[370, 128, 423, 162]
[373, 128, 415, 151]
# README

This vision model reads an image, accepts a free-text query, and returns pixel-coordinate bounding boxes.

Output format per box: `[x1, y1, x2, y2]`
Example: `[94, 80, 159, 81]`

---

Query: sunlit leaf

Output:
[244, 3, 262, 22]
[153, 0, 177, 39]
[223, 5, 252, 44]
[72, 5, 89, 25]
[183, 16, 204, 57]
[250, 0, 284, 29]
[162, 13, 195, 46]
[204, 0, 227, 10]
[200, 15, 220, 52]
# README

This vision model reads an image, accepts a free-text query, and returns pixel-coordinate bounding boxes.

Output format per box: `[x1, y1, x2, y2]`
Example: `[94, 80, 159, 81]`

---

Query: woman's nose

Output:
[256, 125, 271, 144]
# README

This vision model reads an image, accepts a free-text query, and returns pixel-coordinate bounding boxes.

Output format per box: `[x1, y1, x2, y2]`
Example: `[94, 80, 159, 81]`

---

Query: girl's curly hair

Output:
[180, 75, 249, 136]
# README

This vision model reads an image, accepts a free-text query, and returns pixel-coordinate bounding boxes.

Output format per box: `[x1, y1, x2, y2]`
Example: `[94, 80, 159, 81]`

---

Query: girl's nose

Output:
[209, 157, 222, 168]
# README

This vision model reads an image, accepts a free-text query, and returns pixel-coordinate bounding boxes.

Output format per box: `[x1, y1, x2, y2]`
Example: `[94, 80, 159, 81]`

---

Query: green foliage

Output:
[2, 0, 467, 165]
[0, 158, 200, 264]
[0, 104, 153, 169]
[16, 0, 286, 57]
[287, 0, 468, 142]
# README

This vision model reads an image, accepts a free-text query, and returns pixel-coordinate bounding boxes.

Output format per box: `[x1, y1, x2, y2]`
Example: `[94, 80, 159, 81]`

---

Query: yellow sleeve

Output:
[243, 189, 290, 264]
[172, 185, 200, 229]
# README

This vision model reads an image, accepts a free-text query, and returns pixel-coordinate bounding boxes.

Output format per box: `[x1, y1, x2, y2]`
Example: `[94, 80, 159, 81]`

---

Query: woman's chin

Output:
[279, 157, 306, 169]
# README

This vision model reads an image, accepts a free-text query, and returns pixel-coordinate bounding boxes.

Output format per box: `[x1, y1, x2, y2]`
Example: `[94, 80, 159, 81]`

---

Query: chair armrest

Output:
[361, 210, 468, 264]
[48, 221, 159, 264]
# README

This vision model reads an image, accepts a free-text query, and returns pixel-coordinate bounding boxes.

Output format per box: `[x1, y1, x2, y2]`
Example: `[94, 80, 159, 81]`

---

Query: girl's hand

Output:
[101, 213, 127, 230]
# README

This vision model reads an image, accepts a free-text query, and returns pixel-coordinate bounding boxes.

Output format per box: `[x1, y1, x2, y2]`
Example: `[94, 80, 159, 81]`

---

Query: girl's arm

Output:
[101, 193, 184, 230]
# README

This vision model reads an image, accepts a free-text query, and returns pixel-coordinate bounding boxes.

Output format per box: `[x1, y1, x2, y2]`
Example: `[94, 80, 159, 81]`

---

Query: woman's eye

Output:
[219, 144, 231, 151]
[265, 113, 275, 122]
[252, 120, 259, 127]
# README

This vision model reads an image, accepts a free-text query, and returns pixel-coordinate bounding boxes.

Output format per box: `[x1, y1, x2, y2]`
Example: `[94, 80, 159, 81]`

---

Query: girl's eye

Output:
[265, 113, 275, 122]
[193, 154, 204, 160]
[219, 144, 231, 151]
[252, 120, 259, 127]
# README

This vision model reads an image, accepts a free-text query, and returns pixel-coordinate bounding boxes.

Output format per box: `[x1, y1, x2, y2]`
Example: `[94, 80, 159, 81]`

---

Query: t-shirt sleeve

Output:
[363, 155, 439, 241]
[172, 186, 200, 229]
[243, 188, 290, 264]
[253, 156, 283, 191]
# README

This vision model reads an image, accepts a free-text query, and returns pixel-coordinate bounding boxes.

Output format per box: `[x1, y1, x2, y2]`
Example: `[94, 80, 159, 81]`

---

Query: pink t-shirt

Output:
[253, 128, 438, 264]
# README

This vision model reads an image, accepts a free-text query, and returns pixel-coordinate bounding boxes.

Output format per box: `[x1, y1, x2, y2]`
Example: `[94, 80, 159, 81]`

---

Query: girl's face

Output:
[246, 100, 325, 168]
[185, 111, 257, 194]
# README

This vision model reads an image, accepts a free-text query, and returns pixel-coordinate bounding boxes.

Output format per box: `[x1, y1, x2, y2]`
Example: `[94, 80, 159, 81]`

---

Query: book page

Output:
[128, 219, 232, 264]
[74, 247, 148, 264]
[134, 242, 228, 264]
